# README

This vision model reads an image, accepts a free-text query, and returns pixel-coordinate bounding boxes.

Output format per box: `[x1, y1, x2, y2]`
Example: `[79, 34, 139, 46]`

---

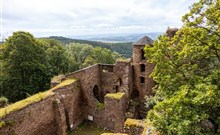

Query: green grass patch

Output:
[0, 78, 76, 118]
[69, 121, 110, 135]
[105, 92, 125, 100]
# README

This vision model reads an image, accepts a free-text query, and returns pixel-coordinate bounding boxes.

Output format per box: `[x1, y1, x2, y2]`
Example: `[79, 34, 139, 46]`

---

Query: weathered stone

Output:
[0, 35, 157, 135]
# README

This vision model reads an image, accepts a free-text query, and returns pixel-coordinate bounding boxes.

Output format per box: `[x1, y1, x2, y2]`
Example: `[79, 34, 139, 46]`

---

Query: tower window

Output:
[140, 77, 145, 83]
[141, 49, 145, 60]
[140, 64, 145, 72]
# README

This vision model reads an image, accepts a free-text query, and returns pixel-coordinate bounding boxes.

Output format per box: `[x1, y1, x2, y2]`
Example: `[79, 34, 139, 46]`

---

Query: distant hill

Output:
[46, 32, 162, 58]
[46, 36, 133, 58]
[85, 32, 162, 42]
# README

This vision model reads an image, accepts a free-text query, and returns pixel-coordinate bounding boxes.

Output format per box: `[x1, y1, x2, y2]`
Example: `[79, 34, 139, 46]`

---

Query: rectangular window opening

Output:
[140, 77, 145, 83]
[140, 64, 145, 72]
[141, 49, 145, 60]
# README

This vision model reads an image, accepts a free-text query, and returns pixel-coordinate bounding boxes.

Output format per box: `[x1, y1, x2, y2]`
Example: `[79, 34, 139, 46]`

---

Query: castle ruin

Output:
[0, 36, 155, 135]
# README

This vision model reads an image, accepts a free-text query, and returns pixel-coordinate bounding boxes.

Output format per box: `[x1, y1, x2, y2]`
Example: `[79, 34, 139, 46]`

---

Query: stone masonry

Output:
[0, 36, 155, 135]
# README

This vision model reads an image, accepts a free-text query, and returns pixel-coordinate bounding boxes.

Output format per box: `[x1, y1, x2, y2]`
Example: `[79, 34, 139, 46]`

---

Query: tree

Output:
[65, 43, 94, 71]
[91, 47, 115, 64]
[38, 39, 70, 76]
[0, 31, 49, 102]
[145, 0, 220, 134]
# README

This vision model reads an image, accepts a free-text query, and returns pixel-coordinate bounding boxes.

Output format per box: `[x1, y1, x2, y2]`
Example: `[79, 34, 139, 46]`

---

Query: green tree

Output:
[38, 39, 70, 76]
[91, 47, 115, 64]
[0, 31, 49, 102]
[145, 0, 220, 134]
[65, 43, 93, 71]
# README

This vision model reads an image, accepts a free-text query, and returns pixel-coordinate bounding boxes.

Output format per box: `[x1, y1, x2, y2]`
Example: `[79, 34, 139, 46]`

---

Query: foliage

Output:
[0, 32, 70, 102]
[145, 96, 156, 110]
[0, 31, 49, 102]
[0, 96, 8, 104]
[0, 78, 76, 118]
[65, 43, 122, 71]
[38, 39, 70, 76]
[145, 0, 220, 134]
[47, 36, 133, 58]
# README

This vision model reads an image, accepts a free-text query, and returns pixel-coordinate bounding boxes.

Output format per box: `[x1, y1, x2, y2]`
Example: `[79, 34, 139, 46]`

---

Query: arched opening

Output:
[119, 78, 122, 86]
[93, 85, 101, 102]
[115, 85, 119, 93]
[131, 89, 139, 99]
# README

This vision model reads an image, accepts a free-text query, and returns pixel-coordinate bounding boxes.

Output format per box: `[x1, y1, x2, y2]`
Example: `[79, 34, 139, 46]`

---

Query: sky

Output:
[1, 0, 198, 39]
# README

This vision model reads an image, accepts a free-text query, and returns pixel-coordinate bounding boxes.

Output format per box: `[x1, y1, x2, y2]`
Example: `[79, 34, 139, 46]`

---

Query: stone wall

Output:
[132, 45, 155, 100]
[104, 92, 127, 132]
[65, 63, 131, 131]
[0, 80, 83, 135]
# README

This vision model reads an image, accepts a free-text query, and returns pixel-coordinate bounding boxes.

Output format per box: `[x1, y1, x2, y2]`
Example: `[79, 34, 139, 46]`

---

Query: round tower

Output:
[132, 36, 155, 100]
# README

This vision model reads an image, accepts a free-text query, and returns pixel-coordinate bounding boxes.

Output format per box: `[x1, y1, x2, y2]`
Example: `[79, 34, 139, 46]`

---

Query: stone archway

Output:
[93, 85, 101, 102]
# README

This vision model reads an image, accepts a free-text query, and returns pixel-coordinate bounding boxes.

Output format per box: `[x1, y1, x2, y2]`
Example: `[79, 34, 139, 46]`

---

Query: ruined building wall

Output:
[65, 63, 131, 132]
[0, 80, 82, 135]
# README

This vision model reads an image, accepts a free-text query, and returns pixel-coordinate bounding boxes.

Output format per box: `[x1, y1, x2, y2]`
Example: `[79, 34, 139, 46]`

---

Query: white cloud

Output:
[1, 0, 199, 38]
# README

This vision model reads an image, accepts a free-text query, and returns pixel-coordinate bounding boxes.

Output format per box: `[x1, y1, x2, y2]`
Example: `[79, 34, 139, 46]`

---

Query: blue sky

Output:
[1, 0, 198, 38]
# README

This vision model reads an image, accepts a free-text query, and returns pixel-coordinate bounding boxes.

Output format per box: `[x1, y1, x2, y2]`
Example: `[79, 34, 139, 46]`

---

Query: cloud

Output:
[1, 0, 198, 37]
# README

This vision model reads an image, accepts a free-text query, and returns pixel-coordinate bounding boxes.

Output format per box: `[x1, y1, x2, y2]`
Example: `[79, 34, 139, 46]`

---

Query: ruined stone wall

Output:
[102, 92, 127, 132]
[65, 64, 103, 122]
[114, 60, 133, 98]
[0, 80, 82, 135]
[64, 63, 131, 133]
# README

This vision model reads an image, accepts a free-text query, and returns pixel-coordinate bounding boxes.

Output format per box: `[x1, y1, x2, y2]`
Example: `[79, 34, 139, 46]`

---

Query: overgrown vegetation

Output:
[0, 32, 121, 103]
[69, 121, 110, 135]
[47, 36, 133, 58]
[145, 0, 220, 134]
[0, 78, 76, 118]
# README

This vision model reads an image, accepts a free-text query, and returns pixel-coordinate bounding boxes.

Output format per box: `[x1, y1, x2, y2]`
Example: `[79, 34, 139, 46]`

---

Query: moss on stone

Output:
[101, 133, 128, 135]
[0, 121, 6, 128]
[116, 58, 130, 63]
[97, 103, 105, 109]
[51, 74, 65, 83]
[0, 78, 76, 118]
[105, 92, 125, 100]
[50, 78, 77, 91]
[125, 118, 145, 128]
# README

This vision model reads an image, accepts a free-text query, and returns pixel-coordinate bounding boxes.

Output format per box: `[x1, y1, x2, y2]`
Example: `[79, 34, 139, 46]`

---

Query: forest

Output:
[0, 32, 123, 103]
[46, 36, 133, 58]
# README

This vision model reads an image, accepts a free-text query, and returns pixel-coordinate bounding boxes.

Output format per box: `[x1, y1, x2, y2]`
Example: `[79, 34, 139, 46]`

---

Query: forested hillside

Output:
[0, 32, 122, 103]
[46, 36, 133, 58]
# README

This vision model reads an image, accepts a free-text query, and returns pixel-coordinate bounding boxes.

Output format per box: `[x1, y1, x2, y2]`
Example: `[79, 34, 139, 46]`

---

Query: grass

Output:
[105, 92, 125, 100]
[69, 121, 110, 135]
[0, 78, 76, 118]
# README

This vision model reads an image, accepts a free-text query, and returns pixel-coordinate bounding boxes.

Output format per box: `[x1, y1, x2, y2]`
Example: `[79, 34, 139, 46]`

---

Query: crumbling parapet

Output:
[104, 92, 127, 132]
[124, 118, 145, 135]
